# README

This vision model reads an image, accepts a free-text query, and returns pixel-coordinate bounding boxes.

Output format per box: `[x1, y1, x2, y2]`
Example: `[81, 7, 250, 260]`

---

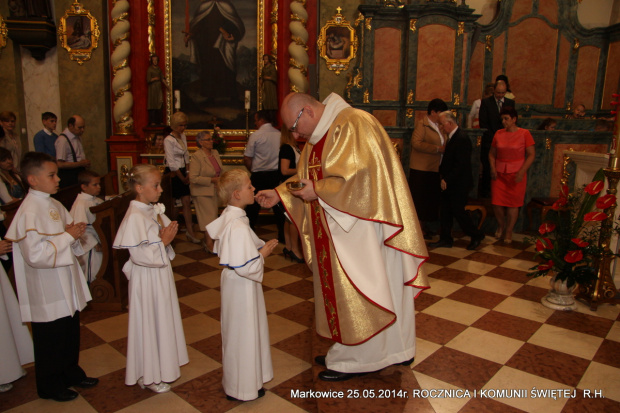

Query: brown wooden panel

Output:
[416, 24, 455, 102]
[373, 27, 402, 101]
[468, 41, 485, 104]
[602, 42, 620, 110]
[492, 32, 505, 84]
[554, 36, 571, 108]
[373, 110, 397, 127]
[511, 0, 533, 22]
[539, 0, 559, 25]
[574, 45, 600, 109]
[507, 18, 557, 105]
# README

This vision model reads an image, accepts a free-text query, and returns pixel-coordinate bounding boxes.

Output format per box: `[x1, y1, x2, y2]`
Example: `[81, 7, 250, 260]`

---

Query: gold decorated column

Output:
[110, 0, 134, 134]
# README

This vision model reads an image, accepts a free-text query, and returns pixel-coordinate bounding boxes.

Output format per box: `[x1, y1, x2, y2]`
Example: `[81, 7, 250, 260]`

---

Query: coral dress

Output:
[491, 128, 535, 207]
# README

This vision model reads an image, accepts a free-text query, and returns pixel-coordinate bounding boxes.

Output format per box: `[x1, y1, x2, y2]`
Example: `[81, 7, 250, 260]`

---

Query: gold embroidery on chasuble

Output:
[308, 136, 342, 341]
[305, 133, 396, 345]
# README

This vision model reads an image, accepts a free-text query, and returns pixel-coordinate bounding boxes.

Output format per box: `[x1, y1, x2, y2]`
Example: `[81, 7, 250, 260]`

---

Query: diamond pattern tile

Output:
[6, 224, 620, 413]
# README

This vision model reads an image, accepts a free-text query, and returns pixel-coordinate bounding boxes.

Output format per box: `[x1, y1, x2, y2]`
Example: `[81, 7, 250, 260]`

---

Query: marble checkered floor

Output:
[1, 225, 620, 413]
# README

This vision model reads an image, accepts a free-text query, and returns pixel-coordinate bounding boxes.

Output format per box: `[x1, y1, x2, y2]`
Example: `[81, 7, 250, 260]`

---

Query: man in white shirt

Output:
[244, 110, 284, 242]
[55, 115, 91, 188]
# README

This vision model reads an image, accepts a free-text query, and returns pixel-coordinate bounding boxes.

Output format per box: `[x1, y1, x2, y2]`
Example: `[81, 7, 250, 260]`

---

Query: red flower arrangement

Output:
[526, 169, 620, 288]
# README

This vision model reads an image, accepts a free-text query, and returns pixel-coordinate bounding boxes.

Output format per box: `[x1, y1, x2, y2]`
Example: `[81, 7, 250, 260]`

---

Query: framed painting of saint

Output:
[165, 0, 264, 130]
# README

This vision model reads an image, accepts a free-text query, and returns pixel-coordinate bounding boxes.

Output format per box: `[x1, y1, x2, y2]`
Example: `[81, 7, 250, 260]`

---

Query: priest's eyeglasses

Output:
[289, 108, 305, 133]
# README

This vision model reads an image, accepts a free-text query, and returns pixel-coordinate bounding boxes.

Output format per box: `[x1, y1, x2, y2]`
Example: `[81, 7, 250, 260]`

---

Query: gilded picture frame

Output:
[317, 8, 358, 75]
[58, 2, 100, 65]
[0, 14, 7, 56]
[164, 0, 265, 132]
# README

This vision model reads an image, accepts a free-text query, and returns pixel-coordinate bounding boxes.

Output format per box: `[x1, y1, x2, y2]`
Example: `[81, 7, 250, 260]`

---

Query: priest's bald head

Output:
[281, 93, 325, 139]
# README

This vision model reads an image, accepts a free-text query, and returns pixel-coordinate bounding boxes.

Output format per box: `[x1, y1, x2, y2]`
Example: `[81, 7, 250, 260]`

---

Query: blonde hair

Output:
[280, 127, 296, 147]
[170, 111, 188, 129]
[218, 169, 249, 204]
[128, 164, 160, 191]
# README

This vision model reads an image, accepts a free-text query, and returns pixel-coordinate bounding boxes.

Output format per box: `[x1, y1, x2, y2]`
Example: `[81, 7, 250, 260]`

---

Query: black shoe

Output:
[396, 357, 415, 366]
[467, 235, 485, 251]
[428, 239, 453, 249]
[315, 355, 326, 366]
[289, 251, 305, 264]
[226, 388, 265, 401]
[40, 389, 79, 402]
[283, 248, 291, 259]
[318, 369, 367, 382]
[73, 377, 99, 389]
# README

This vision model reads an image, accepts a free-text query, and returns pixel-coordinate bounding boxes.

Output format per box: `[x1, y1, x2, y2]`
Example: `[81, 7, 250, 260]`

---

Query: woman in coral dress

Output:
[489, 106, 535, 243]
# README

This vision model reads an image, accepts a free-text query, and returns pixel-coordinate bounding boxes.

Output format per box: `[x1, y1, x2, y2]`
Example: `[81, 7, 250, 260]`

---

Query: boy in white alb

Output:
[5, 152, 98, 402]
[206, 169, 278, 401]
[70, 170, 103, 284]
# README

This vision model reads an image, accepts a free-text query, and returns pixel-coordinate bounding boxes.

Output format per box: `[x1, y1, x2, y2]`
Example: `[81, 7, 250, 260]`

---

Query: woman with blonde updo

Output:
[164, 111, 200, 243]
[113, 164, 188, 394]
[189, 131, 223, 253]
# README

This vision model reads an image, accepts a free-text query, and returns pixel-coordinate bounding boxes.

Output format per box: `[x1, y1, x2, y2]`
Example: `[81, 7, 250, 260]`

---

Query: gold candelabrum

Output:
[575, 95, 620, 310]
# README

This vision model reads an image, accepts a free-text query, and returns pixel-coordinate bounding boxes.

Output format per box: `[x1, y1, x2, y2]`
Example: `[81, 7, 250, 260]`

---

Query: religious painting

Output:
[318, 8, 358, 75]
[166, 0, 264, 130]
[58, 2, 100, 65]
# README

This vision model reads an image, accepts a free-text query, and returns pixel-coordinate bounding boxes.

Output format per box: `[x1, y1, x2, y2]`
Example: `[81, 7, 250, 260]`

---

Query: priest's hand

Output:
[160, 221, 179, 247]
[0, 240, 12, 255]
[255, 190, 279, 208]
[290, 179, 317, 201]
[260, 239, 279, 259]
[66, 222, 86, 240]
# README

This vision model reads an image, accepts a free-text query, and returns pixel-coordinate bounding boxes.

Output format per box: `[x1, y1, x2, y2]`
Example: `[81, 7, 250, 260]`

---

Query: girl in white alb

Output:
[113, 164, 188, 393]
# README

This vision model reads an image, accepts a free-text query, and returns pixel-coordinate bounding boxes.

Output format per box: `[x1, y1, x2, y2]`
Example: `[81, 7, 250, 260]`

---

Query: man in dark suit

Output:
[429, 111, 485, 250]
[478, 80, 515, 197]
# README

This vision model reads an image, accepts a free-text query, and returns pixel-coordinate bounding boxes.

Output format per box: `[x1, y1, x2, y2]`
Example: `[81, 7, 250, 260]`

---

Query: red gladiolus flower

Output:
[596, 194, 616, 210]
[539, 222, 556, 235]
[537, 260, 554, 271]
[564, 250, 583, 263]
[535, 237, 553, 252]
[559, 185, 569, 199]
[552, 198, 567, 210]
[585, 180, 604, 195]
[572, 238, 589, 248]
[584, 211, 607, 222]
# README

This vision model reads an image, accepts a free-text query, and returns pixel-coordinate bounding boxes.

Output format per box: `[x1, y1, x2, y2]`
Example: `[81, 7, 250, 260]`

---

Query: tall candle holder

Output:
[576, 93, 620, 310]
[245, 90, 251, 140]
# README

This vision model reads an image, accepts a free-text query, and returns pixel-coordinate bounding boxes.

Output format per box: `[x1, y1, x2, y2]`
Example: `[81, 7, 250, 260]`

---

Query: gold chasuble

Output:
[276, 101, 430, 346]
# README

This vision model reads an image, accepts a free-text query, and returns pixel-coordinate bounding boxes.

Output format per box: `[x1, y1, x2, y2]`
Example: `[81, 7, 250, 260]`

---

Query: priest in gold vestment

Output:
[257, 92, 430, 381]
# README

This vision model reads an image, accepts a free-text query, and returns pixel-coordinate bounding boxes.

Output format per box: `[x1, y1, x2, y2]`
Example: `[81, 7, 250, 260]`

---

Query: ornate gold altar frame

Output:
[163, 0, 266, 136]
[0, 14, 7, 57]
[317, 8, 358, 75]
[58, 2, 100, 65]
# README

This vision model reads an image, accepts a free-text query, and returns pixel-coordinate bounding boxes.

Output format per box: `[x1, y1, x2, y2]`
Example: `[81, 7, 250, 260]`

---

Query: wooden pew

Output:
[1, 184, 81, 229]
[88, 172, 173, 311]
[0, 171, 117, 229]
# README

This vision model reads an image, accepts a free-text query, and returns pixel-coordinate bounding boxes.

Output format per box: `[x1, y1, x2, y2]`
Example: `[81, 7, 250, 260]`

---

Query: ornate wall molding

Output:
[289, 0, 309, 92]
[110, 0, 133, 134]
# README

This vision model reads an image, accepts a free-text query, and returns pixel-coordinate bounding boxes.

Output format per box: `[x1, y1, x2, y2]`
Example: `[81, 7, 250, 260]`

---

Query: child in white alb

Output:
[5, 152, 97, 402]
[112, 164, 188, 393]
[206, 169, 278, 401]
[70, 170, 103, 284]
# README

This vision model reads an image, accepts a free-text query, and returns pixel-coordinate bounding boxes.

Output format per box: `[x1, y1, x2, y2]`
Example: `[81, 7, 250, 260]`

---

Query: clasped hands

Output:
[255, 179, 317, 208]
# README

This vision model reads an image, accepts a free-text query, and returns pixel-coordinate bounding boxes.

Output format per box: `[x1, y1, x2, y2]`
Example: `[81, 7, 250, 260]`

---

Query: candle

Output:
[245, 90, 251, 110]
[174, 90, 181, 110]
[185, 0, 190, 34]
